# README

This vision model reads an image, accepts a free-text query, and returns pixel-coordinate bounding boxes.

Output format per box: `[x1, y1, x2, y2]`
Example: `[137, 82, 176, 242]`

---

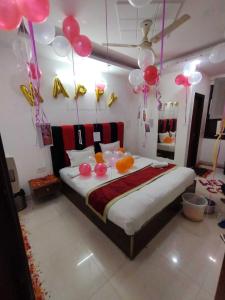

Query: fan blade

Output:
[102, 43, 138, 48]
[150, 14, 190, 44]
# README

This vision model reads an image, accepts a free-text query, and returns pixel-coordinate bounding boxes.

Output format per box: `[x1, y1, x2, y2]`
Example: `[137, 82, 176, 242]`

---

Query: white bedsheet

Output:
[59, 157, 195, 235]
[157, 142, 175, 152]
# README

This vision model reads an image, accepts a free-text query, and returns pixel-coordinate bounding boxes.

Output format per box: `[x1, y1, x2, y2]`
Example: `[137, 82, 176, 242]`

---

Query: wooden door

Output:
[187, 93, 205, 168]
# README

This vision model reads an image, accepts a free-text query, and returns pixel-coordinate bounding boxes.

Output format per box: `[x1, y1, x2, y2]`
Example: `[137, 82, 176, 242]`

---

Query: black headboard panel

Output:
[50, 122, 124, 176]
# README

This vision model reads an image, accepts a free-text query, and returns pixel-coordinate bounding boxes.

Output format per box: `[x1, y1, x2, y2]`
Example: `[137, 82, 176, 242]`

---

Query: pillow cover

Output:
[170, 131, 176, 143]
[159, 132, 170, 143]
[66, 146, 94, 167]
[100, 141, 120, 152]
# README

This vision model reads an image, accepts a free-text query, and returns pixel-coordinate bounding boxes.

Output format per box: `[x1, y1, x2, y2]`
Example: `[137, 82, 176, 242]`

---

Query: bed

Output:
[51, 122, 196, 259]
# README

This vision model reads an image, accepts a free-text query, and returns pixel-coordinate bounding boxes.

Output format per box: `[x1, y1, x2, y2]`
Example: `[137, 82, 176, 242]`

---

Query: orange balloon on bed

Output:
[95, 152, 104, 163]
[116, 158, 129, 173]
[124, 156, 134, 168]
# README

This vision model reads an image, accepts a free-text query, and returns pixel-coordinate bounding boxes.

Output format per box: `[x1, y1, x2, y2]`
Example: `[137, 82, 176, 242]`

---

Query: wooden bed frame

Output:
[50, 122, 196, 259]
[61, 181, 195, 259]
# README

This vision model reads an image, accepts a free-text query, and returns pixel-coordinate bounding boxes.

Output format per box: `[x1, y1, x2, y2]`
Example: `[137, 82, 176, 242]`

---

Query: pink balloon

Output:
[0, 0, 22, 30]
[27, 63, 42, 80]
[94, 163, 107, 177]
[175, 74, 191, 87]
[17, 0, 49, 23]
[96, 83, 105, 90]
[108, 157, 118, 168]
[63, 16, 80, 43]
[79, 163, 91, 176]
[72, 35, 93, 57]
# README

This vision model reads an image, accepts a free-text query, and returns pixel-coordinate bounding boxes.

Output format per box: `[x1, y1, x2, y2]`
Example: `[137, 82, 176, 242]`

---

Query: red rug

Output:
[21, 225, 48, 300]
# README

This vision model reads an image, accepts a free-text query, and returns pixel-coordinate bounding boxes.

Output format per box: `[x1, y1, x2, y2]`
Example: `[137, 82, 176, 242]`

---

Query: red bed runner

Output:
[87, 163, 176, 221]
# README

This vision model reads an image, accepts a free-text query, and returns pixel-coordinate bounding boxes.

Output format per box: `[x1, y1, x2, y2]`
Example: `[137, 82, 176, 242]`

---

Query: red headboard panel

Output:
[50, 122, 124, 175]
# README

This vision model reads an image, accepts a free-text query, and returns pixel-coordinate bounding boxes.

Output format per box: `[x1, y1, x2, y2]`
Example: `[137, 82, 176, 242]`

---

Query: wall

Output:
[137, 71, 211, 167]
[0, 45, 139, 194]
[197, 75, 225, 167]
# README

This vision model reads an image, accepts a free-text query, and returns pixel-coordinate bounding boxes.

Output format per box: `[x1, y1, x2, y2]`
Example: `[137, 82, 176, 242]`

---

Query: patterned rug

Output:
[21, 225, 49, 300]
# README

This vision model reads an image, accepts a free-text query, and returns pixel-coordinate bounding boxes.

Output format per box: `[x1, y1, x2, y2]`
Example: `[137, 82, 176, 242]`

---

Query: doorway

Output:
[187, 93, 205, 168]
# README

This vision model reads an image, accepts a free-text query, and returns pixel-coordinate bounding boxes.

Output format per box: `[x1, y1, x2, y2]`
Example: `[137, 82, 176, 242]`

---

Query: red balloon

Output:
[72, 35, 93, 57]
[144, 65, 158, 85]
[63, 16, 80, 43]
[17, 0, 49, 23]
[0, 0, 22, 30]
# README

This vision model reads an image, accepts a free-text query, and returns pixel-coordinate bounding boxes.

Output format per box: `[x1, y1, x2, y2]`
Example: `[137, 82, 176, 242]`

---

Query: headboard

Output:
[50, 122, 124, 176]
[158, 119, 177, 133]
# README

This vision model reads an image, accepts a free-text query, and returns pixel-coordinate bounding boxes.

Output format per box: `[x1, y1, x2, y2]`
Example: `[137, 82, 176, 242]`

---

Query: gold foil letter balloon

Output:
[52, 78, 69, 98]
[20, 83, 44, 106]
[107, 92, 118, 107]
[74, 84, 87, 100]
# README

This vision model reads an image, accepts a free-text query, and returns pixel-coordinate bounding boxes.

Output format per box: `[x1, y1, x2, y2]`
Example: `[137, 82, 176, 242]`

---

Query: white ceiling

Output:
[0, 0, 225, 76]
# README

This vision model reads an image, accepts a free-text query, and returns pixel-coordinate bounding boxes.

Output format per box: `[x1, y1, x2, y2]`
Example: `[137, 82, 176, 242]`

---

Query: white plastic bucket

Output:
[182, 193, 208, 222]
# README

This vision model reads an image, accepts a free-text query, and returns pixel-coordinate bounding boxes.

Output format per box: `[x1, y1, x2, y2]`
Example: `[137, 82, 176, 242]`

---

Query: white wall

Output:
[197, 76, 225, 167]
[0, 45, 139, 194]
[137, 71, 211, 167]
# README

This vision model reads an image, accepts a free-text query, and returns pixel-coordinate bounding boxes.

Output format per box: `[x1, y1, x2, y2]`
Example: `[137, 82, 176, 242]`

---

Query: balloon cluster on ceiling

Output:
[128, 48, 157, 95]
[175, 60, 202, 87]
[25, 16, 92, 58]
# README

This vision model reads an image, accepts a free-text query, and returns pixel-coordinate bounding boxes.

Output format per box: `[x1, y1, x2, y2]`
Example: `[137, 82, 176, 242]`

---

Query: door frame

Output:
[186, 93, 205, 168]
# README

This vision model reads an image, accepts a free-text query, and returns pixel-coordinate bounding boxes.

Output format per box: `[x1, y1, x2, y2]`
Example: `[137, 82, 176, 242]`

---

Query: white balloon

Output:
[188, 71, 202, 85]
[183, 62, 196, 76]
[12, 37, 32, 65]
[138, 48, 155, 70]
[129, 69, 144, 86]
[209, 43, 225, 64]
[103, 151, 113, 162]
[33, 21, 55, 45]
[52, 36, 71, 57]
[114, 151, 124, 159]
[128, 0, 151, 8]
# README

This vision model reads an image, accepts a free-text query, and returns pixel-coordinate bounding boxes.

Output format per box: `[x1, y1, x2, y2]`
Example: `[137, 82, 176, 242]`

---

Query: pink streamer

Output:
[28, 21, 41, 125]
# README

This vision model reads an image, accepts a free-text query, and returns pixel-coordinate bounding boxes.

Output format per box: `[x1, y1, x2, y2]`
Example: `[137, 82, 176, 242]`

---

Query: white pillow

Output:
[100, 141, 120, 152]
[170, 131, 176, 138]
[66, 146, 94, 167]
[159, 132, 170, 143]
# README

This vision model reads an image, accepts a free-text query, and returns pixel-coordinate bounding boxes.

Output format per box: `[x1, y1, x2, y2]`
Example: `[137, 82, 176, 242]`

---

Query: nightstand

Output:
[29, 175, 61, 200]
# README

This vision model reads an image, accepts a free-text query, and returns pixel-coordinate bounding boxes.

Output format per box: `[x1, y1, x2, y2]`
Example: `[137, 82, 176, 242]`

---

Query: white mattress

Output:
[157, 142, 175, 152]
[59, 157, 195, 235]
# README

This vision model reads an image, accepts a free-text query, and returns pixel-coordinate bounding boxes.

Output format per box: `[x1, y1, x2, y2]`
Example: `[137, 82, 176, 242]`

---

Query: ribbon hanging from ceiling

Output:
[71, 50, 80, 124]
[28, 21, 48, 125]
[155, 0, 166, 110]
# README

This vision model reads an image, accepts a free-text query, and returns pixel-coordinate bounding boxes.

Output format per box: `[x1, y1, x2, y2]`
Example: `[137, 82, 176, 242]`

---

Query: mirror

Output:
[157, 101, 179, 160]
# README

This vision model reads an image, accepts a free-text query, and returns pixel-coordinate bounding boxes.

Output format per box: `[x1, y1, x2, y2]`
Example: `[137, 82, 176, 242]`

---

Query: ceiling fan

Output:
[103, 14, 190, 55]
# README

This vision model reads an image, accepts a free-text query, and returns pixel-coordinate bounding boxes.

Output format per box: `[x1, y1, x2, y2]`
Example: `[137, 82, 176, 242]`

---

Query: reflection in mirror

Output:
[157, 101, 179, 160]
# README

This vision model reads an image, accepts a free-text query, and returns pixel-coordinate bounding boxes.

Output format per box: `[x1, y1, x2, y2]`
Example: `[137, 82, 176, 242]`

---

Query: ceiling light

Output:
[77, 253, 94, 266]
[171, 256, 178, 264]
[128, 0, 152, 8]
[208, 256, 217, 263]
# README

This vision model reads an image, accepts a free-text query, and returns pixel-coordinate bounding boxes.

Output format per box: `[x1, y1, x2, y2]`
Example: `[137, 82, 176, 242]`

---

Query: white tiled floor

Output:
[19, 170, 225, 300]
